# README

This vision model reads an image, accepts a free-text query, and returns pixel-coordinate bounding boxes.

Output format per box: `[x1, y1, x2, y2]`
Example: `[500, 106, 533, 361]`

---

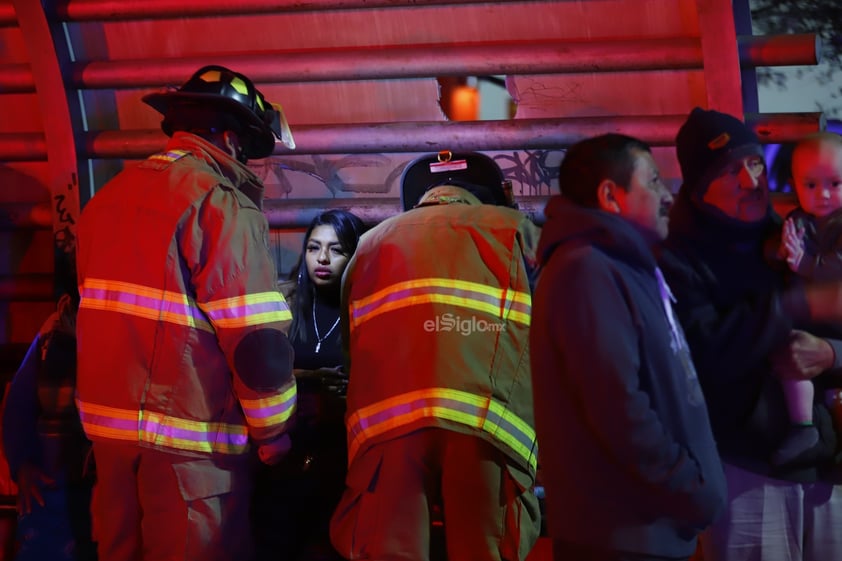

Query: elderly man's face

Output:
[702, 154, 769, 222]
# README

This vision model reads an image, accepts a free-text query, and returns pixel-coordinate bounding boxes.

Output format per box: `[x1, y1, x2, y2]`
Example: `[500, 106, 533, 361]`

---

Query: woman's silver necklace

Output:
[312, 293, 340, 353]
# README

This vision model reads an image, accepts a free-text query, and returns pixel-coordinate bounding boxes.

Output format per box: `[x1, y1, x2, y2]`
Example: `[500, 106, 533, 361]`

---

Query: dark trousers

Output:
[14, 483, 96, 561]
[251, 419, 346, 561]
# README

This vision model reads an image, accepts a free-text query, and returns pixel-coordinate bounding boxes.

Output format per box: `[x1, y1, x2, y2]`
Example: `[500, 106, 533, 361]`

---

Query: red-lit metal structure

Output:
[0, 0, 826, 346]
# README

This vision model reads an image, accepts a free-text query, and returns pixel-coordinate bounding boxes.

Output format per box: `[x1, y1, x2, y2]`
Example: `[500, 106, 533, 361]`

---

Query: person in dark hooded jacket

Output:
[530, 133, 727, 561]
[658, 107, 842, 561]
[2, 289, 96, 561]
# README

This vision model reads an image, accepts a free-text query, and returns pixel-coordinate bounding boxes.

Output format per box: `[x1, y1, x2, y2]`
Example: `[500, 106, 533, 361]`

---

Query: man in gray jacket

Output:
[531, 133, 726, 561]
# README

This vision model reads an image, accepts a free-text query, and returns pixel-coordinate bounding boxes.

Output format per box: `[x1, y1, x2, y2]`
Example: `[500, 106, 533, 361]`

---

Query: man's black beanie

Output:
[675, 107, 764, 195]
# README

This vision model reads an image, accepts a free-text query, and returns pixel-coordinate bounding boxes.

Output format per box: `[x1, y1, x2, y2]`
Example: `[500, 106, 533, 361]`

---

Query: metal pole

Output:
[77, 116, 687, 158]
[53, 0, 557, 22]
[0, 3, 13, 27]
[0, 202, 53, 230]
[0, 63, 32, 93]
[0, 274, 55, 301]
[3, 188, 804, 231]
[71, 38, 704, 88]
[738, 33, 822, 67]
[0, 195, 550, 233]
[0, 34, 820, 93]
[748, 112, 827, 142]
[0, 112, 826, 162]
[0, 132, 47, 161]
[87, 113, 835, 159]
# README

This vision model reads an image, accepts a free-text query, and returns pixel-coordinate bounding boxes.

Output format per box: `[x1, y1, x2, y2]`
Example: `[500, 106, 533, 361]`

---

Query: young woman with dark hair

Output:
[284, 209, 366, 367]
[253, 209, 366, 561]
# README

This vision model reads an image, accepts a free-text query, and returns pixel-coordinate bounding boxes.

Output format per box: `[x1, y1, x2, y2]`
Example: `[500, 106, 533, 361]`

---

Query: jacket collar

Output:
[169, 132, 266, 209]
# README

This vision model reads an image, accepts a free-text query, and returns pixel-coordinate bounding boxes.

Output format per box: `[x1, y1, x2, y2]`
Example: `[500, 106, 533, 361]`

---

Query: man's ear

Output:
[597, 179, 622, 214]
[222, 130, 247, 162]
[222, 130, 238, 152]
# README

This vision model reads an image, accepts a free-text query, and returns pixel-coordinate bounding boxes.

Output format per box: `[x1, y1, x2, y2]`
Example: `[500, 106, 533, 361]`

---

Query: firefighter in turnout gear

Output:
[330, 152, 542, 561]
[75, 65, 297, 561]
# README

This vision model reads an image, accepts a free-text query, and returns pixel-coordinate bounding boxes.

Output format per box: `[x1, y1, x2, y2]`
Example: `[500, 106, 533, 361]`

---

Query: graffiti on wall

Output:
[53, 189, 76, 253]
[493, 150, 563, 197]
[252, 149, 564, 200]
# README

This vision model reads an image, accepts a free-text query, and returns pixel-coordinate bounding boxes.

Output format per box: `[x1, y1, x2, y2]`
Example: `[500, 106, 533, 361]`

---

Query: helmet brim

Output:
[142, 90, 281, 159]
[400, 152, 506, 210]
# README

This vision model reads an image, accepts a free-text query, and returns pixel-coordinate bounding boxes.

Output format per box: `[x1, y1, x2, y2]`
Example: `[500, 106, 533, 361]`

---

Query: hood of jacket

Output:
[538, 195, 658, 272]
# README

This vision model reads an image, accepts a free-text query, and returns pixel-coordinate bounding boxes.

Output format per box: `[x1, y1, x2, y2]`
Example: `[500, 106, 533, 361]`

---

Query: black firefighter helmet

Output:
[142, 65, 295, 160]
[400, 151, 513, 211]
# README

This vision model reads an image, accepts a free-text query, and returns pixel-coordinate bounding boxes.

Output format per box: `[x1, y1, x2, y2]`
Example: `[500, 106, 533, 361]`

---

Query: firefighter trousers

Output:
[330, 428, 540, 561]
[91, 441, 253, 561]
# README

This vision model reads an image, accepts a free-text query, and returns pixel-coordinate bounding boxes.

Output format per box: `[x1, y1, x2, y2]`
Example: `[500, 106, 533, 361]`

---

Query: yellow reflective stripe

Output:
[350, 278, 531, 330]
[148, 149, 189, 162]
[240, 383, 297, 428]
[77, 401, 139, 441]
[200, 291, 293, 329]
[80, 278, 213, 332]
[502, 287, 531, 325]
[356, 294, 494, 327]
[138, 410, 246, 454]
[352, 278, 497, 309]
[349, 387, 535, 441]
[347, 388, 537, 470]
[77, 401, 249, 455]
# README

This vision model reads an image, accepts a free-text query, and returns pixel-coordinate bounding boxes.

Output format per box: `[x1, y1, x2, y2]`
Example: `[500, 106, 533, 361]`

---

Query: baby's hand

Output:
[782, 217, 805, 271]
